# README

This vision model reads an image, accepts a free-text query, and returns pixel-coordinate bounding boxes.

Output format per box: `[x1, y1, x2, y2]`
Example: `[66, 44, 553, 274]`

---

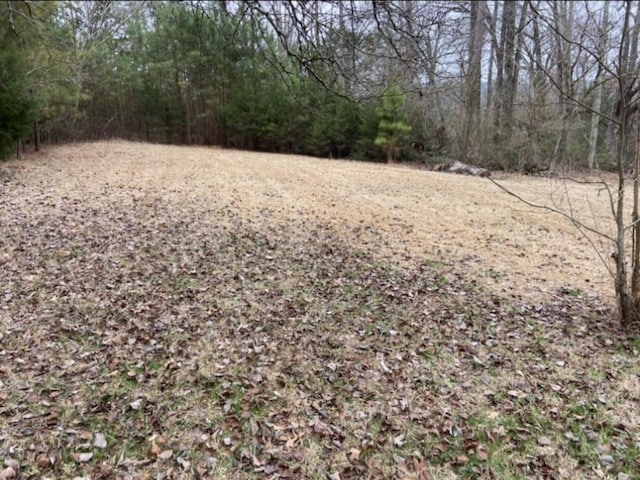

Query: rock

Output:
[437, 160, 490, 177]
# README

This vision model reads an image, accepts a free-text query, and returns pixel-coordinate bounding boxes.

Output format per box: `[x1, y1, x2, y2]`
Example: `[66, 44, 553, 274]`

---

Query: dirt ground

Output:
[5, 141, 617, 304]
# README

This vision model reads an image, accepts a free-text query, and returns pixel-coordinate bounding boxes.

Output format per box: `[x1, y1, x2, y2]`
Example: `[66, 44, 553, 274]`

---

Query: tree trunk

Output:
[615, 1, 639, 326]
[33, 120, 41, 152]
[529, 1, 545, 166]
[550, 1, 574, 173]
[616, 110, 634, 323]
[500, 0, 517, 134]
[629, 2, 640, 322]
[587, 2, 609, 170]
[461, 0, 485, 162]
[185, 87, 192, 145]
[632, 106, 640, 305]
[587, 85, 603, 170]
[485, 0, 498, 113]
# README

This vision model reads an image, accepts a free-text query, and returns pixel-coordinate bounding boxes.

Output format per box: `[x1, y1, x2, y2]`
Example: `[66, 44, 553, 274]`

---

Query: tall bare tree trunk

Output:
[587, 2, 609, 170]
[529, 1, 545, 167]
[485, 0, 498, 113]
[33, 121, 41, 152]
[461, 0, 485, 161]
[550, 1, 574, 173]
[500, 0, 517, 135]
[424, 34, 445, 125]
[614, 1, 639, 326]
[628, 2, 640, 318]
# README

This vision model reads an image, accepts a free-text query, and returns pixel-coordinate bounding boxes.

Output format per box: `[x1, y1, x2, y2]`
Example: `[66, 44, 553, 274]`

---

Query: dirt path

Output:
[5, 141, 615, 304]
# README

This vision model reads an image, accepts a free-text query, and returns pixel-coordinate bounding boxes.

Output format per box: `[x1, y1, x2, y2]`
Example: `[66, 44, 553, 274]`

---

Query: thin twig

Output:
[486, 176, 615, 243]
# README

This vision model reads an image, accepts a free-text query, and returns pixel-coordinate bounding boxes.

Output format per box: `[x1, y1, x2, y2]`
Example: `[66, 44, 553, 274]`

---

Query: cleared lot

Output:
[7, 141, 616, 302]
[0, 142, 636, 479]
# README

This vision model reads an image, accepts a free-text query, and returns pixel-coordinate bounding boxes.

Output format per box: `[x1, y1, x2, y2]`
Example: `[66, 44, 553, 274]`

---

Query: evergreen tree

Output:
[0, 3, 38, 159]
[375, 82, 411, 163]
[0, 50, 34, 159]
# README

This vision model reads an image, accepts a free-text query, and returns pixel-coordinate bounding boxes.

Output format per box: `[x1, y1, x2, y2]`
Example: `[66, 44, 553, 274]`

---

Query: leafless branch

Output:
[487, 176, 615, 243]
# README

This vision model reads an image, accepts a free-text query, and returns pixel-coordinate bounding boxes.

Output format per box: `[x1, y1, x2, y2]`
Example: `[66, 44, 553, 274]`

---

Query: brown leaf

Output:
[147, 434, 167, 457]
[73, 452, 93, 463]
[393, 434, 406, 447]
[538, 436, 552, 446]
[36, 454, 50, 469]
[0, 467, 16, 480]
[476, 447, 489, 461]
[158, 449, 173, 460]
[348, 448, 361, 462]
[507, 389, 526, 399]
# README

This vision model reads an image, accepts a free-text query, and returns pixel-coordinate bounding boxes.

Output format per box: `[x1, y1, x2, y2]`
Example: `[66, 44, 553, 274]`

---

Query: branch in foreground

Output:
[486, 176, 615, 244]
[486, 175, 619, 280]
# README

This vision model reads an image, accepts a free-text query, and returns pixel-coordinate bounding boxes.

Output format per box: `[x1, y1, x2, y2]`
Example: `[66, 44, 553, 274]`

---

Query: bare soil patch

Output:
[1, 142, 637, 479]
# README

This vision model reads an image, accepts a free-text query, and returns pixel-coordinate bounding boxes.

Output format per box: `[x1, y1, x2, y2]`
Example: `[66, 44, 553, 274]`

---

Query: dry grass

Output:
[8, 141, 617, 303]
[1, 141, 638, 480]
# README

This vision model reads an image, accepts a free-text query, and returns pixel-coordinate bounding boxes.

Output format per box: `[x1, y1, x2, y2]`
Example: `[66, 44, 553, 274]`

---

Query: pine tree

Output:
[375, 82, 411, 163]
[0, 8, 35, 159]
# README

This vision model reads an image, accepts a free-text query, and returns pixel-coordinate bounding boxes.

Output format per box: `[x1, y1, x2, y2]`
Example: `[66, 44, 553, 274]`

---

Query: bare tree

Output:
[496, 0, 640, 326]
[460, 0, 486, 161]
[587, 1, 609, 169]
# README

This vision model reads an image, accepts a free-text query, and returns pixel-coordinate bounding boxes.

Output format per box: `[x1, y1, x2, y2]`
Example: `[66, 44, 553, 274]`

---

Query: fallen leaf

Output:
[393, 434, 406, 447]
[158, 449, 173, 460]
[73, 452, 93, 463]
[348, 448, 360, 462]
[538, 436, 552, 446]
[600, 454, 614, 466]
[564, 431, 579, 442]
[507, 389, 526, 399]
[93, 432, 107, 449]
[0, 467, 16, 480]
[476, 446, 489, 461]
[36, 454, 50, 469]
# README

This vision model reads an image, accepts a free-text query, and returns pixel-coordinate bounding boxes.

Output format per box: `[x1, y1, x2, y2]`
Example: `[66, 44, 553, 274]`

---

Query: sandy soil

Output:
[4, 140, 618, 304]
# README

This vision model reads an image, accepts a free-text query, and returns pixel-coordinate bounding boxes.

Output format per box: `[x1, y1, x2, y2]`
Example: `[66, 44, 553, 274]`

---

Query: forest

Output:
[2, 0, 636, 171]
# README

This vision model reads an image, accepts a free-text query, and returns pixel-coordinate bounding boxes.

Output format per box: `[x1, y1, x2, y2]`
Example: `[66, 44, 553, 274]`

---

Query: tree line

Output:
[1, 1, 412, 162]
[0, 1, 632, 168]
[1, 0, 633, 171]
